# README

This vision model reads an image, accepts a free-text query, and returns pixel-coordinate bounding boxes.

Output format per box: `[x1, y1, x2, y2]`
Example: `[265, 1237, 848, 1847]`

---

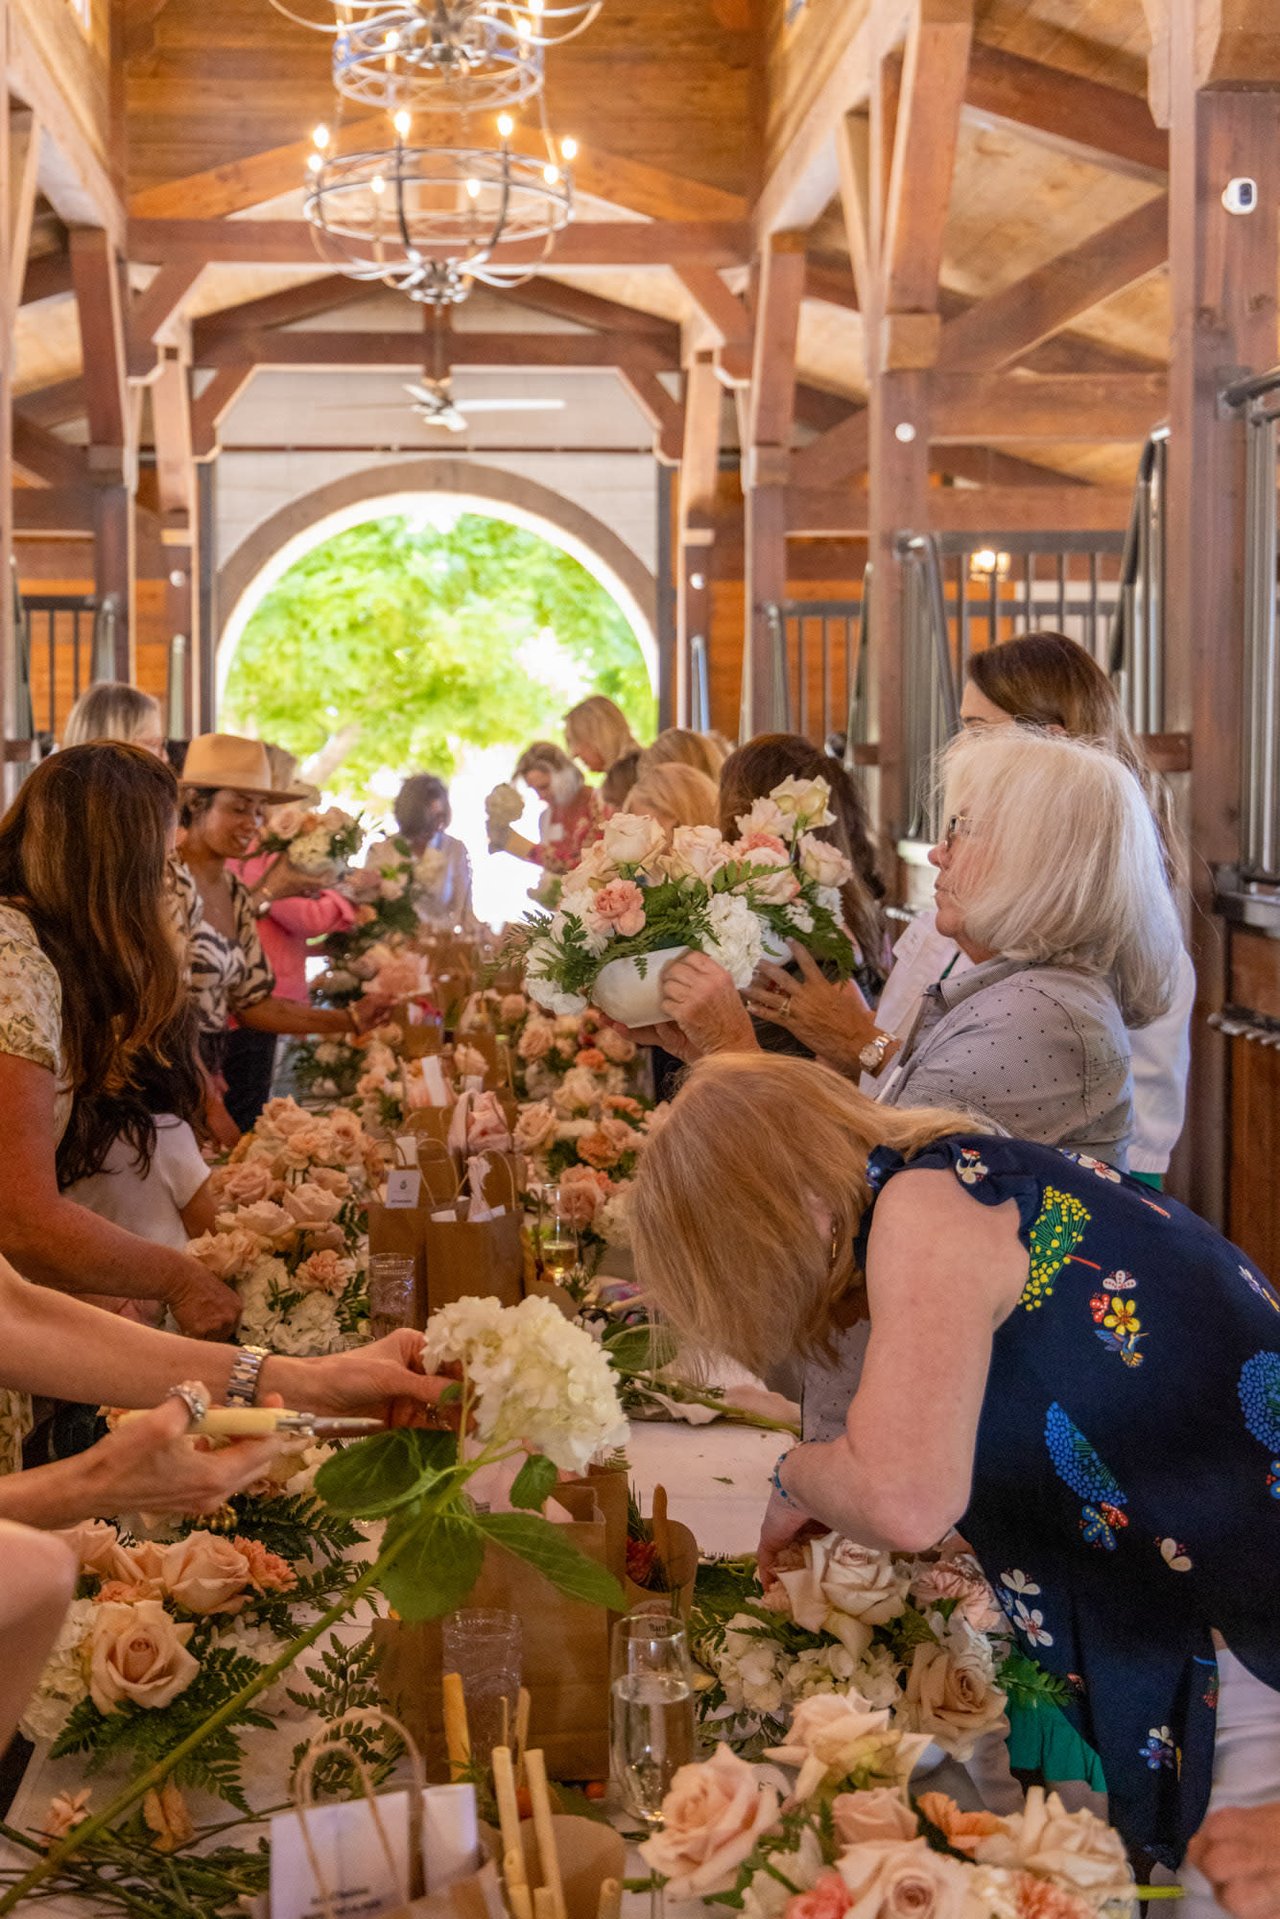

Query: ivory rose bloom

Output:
[797, 832, 854, 890]
[219, 1158, 281, 1207]
[161, 1532, 253, 1615]
[295, 1249, 358, 1295]
[594, 879, 647, 937]
[514, 1101, 558, 1154]
[283, 1182, 344, 1229]
[188, 1227, 264, 1281]
[224, 1200, 295, 1243]
[602, 810, 666, 870]
[768, 1534, 909, 1658]
[88, 1601, 199, 1713]
[770, 777, 835, 828]
[553, 1067, 605, 1115]
[831, 1789, 919, 1847]
[260, 1098, 314, 1138]
[900, 1636, 1008, 1760]
[765, 1693, 929, 1798]
[517, 1019, 555, 1063]
[735, 796, 791, 841]
[972, 1788, 1133, 1903]
[836, 1838, 970, 1919]
[640, 1746, 780, 1898]
[666, 824, 733, 883]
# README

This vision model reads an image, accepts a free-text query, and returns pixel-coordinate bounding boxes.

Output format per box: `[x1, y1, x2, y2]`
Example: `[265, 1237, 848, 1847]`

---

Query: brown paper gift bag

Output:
[376, 1484, 611, 1781]
[397, 1010, 446, 1059]
[407, 1127, 465, 1207]
[422, 1199, 524, 1314]
[624, 1519, 699, 1621]
[367, 1201, 430, 1329]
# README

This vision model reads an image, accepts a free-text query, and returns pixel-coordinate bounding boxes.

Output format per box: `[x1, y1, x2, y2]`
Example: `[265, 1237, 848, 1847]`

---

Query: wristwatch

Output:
[858, 1029, 894, 1074]
[225, 1345, 270, 1407]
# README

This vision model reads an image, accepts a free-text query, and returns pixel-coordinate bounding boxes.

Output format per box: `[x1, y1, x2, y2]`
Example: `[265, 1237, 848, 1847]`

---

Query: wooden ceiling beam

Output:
[192, 365, 256, 459]
[931, 371, 1166, 441]
[12, 377, 85, 429]
[11, 487, 97, 535]
[680, 351, 725, 520]
[129, 217, 751, 268]
[930, 444, 1087, 488]
[149, 352, 194, 518]
[128, 125, 747, 226]
[5, 8, 124, 241]
[746, 232, 806, 460]
[197, 330, 649, 371]
[20, 248, 72, 306]
[129, 262, 205, 366]
[675, 264, 753, 383]
[496, 278, 677, 345]
[791, 407, 870, 487]
[614, 349, 684, 463]
[6, 109, 43, 331]
[69, 229, 130, 476]
[937, 193, 1170, 372]
[965, 43, 1168, 184]
[190, 275, 371, 354]
[784, 481, 1132, 537]
[11, 413, 89, 489]
[882, 0, 974, 315]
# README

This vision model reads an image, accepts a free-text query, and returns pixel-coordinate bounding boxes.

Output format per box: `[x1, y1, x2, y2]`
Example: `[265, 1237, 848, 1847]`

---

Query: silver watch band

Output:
[225, 1345, 270, 1407]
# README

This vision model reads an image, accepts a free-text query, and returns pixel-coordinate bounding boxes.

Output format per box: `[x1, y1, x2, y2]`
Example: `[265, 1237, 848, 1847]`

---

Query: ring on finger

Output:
[167, 1381, 210, 1428]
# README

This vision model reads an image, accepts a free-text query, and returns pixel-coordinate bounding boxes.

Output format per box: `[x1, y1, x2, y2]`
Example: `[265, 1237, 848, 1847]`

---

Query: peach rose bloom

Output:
[260, 1098, 314, 1138]
[500, 993, 528, 1024]
[295, 1249, 357, 1295]
[309, 1166, 353, 1198]
[234, 1536, 298, 1593]
[282, 1182, 344, 1228]
[143, 1782, 195, 1854]
[225, 1199, 295, 1243]
[578, 1129, 624, 1172]
[88, 1601, 199, 1713]
[188, 1227, 264, 1281]
[576, 1047, 609, 1073]
[62, 1520, 121, 1579]
[218, 1158, 281, 1207]
[514, 1101, 558, 1154]
[831, 1789, 920, 1847]
[916, 1794, 1007, 1859]
[327, 1110, 366, 1158]
[517, 1020, 555, 1063]
[901, 1640, 1008, 1760]
[596, 1025, 636, 1064]
[160, 1533, 252, 1615]
[786, 1870, 852, 1919]
[279, 1122, 339, 1170]
[603, 1093, 644, 1118]
[639, 1745, 779, 1898]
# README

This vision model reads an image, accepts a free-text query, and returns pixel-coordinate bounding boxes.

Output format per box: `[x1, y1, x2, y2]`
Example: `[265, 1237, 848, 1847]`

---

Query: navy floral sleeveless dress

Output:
[858, 1135, 1280, 1868]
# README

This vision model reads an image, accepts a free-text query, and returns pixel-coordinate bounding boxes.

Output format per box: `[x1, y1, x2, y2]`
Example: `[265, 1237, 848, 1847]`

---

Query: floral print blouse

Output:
[0, 903, 72, 1475]
[175, 860, 275, 1036]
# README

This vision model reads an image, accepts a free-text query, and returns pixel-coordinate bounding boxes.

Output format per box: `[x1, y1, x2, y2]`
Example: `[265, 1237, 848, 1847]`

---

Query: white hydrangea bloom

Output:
[22, 1598, 94, 1742]
[702, 892, 765, 988]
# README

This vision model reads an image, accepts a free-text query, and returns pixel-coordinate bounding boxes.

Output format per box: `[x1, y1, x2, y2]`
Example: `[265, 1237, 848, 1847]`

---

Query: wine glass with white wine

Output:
[534, 1182, 586, 1298]
[610, 1611, 695, 1919]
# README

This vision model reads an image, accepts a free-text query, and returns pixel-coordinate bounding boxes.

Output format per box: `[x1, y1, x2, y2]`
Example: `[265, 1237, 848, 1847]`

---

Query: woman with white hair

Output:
[631, 1051, 1280, 1898]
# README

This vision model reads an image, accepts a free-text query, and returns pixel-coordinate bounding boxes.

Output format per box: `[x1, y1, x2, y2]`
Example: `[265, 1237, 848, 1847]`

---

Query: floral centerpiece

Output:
[691, 1538, 1066, 1764]
[517, 778, 855, 1022]
[188, 1099, 381, 1356]
[640, 1722, 1135, 1918]
[259, 803, 364, 887]
[513, 1003, 636, 1100]
[312, 839, 420, 1005]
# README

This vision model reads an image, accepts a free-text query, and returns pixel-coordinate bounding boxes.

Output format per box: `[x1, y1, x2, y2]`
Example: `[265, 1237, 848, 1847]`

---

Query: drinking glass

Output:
[367, 1254, 417, 1340]
[610, 1611, 694, 1919]
[534, 1184, 583, 1289]
[441, 1608, 522, 1772]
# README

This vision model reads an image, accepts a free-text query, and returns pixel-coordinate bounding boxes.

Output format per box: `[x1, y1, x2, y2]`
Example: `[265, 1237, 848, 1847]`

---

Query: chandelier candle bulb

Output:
[561, 136, 577, 159]
[393, 108, 411, 137]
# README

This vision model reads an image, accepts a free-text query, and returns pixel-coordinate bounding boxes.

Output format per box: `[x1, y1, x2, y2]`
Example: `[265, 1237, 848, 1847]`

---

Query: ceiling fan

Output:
[403, 305, 566, 433]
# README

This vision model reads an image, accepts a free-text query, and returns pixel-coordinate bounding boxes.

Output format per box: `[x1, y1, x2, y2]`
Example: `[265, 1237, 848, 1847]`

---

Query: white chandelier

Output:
[304, 106, 576, 300]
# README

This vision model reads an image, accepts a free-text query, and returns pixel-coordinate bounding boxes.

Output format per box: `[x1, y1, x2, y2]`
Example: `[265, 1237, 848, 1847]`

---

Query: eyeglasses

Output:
[942, 814, 968, 851]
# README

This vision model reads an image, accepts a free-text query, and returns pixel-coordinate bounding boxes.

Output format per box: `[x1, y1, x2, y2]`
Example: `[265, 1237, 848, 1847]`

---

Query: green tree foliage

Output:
[222, 512, 655, 799]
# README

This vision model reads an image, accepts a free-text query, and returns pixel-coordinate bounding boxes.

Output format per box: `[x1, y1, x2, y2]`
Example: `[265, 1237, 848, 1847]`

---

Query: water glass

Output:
[367, 1254, 417, 1339]
[441, 1608, 522, 1768]
[609, 1611, 695, 1829]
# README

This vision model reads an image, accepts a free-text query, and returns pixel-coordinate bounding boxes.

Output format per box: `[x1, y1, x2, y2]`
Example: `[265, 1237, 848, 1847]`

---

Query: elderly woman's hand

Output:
[746, 942, 880, 1075]
[1187, 1806, 1280, 1919]
[659, 953, 758, 1056]
[79, 1395, 292, 1518]
[757, 1486, 825, 1588]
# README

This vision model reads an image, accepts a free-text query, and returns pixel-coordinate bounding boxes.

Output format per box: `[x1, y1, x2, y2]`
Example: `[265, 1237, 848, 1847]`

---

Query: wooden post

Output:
[0, 83, 19, 795]
[93, 487, 135, 679]
[742, 233, 805, 733]
[1163, 0, 1280, 1223]
[677, 351, 723, 728]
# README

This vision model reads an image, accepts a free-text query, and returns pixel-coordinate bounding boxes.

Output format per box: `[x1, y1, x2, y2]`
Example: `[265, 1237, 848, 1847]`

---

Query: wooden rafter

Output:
[675, 265, 753, 383]
[746, 232, 806, 462]
[497, 279, 677, 344]
[69, 228, 130, 476]
[965, 43, 1168, 184]
[20, 249, 72, 306]
[930, 371, 1167, 442]
[614, 349, 684, 462]
[11, 487, 97, 534]
[11, 413, 88, 489]
[6, 109, 43, 330]
[128, 218, 751, 269]
[191, 277, 370, 355]
[149, 352, 194, 519]
[881, 0, 974, 314]
[191, 365, 256, 459]
[197, 331, 653, 372]
[128, 262, 205, 377]
[785, 482, 1133, 537]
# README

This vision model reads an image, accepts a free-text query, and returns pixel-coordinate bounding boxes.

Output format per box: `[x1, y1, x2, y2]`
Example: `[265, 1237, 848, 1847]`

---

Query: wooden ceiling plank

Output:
[936, 193, 1170, 371]
[191, 364, 255, 459]
[965, 42, 1168, 183]
[197, 331, 641, 371]
[11, 413, 89, 489]
[756, 0, 878, 236]
[6, 9, 124, 242]
[70, 229, 130, 472]
[13, 376, 86, 429]
[931, 370, 1167, 441]
[7, 111, 44, 331]
[129, 218, 751, 268]
[882, 0, 975, 315]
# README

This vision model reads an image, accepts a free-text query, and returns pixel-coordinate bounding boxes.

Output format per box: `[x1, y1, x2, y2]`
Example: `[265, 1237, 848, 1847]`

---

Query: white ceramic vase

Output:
[592, 944, 691, 1028]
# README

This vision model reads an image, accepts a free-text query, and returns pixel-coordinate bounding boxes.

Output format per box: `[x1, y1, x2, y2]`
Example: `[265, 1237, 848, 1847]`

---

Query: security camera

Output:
[1222, 177, 1258, 215]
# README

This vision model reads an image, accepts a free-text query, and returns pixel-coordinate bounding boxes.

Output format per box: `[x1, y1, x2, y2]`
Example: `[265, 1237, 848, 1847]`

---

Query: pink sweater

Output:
[228, 853, 357, 1004]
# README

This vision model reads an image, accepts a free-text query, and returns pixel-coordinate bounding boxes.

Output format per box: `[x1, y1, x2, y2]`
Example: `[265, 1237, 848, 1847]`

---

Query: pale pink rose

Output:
[225, 1200, 295, 1242]
[558, 1164, 612, 1225]
[578, 1129, 624, 1171]
[915, 1794, 1007, 1859]
[218, 1158, 281, 1207]
[278, 1122, 339, 1170]
[467, 1090, 513, 1153]
[594, 878, 647, 937]
[260, 1098, 313, 1138]
[734, 842, 801, 904]
[160, 1532, 253, 1615]
[599, 1116, 637, 1153]
[837, 1838, 970, 1919]
[831, 1790, 920, 1847]
[99, 1537, 167, 1599]
[88, 1600, 199, 1713]
[327, 1110, 366, 1159]
[1007, 1876, 1094, 1919]
[295, 1248, 358, 1295]
[41, 1788, 92, 1843]
[358, 1066, 392, 1098]
[798, 831, 853, 890]
[768, 1534, 908, 1658]
[908, 1555, 1004, 1635]
[735, 797, 791, 840]
[765, 1693, 928, 1799]
[900, 1639, 1008, 1760]
[268, 802, 310, 841]
[639, 1745, 779, 1898]
[309, 1166, 353, 1198]
[553, 1067, 604, 1115]
[517, 1019, 555, 1063]
[786, 1870, 853, 1919]
[282, 1182, 344, 1228]
[665, 824, 733, 883]
[233, 1536, 298, 1593]
[596, 1024, 636, 1064]
[188, 1227, 265, 1280]
[300, 1223, 347, 1254]
[62, 1519, 121, 1578]
[514, 1101, 558, 1154]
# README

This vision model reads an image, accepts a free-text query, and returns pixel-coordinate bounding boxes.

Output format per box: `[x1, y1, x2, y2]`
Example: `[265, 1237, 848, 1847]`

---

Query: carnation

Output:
[421, 1294, 628, 1473]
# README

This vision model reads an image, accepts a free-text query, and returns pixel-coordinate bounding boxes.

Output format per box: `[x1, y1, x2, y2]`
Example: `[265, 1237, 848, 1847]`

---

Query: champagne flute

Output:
[610, 1611, 694, 1919]
[535, 1183, 583, 1290]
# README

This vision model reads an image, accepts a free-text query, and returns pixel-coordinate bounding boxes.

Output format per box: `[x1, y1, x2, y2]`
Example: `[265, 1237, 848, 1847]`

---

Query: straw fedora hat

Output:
[181, 733, 301, 802]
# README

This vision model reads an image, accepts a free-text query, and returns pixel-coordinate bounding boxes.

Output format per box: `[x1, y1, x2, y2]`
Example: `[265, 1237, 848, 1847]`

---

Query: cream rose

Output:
[765, 1693, 929, 1799]
[309, 1166, 353, 1199]
[553, 1067, 605, 1115]
[160, 1533, 253, 1615]
[770, 776, 835, 829]
[514, 1101, 559, 1154]
[260, 1098, 314, 1138]
[596, 1024, 636, 1064]
[837, 1838, 970, 1919]
[639, 1745, 780, 1898]
[187, 1227, 264, 1280]
[218, 1159, 282, 1207]
[735, 796, 791, 841]
[831, 1789, 919, 1847]
[602, 810, 666, 870]
[517, 1019, 555, 1062]
[62, 1519, 122, 1579]
[770, 1534, 908, 1658]
[282, 1182, 344, 1228]
[88, 1601, 199, 1713]
[224, 1199, 295, 1242]
[666, 824, 733, 883]
[797, 832, 853, 890]
[973, 1788, 1133, 1903]
[900, 1637, 1008, 1761]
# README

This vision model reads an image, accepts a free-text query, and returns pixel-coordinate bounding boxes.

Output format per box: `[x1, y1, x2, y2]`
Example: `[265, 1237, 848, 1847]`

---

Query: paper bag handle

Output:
[293, 1707, 428, 1919]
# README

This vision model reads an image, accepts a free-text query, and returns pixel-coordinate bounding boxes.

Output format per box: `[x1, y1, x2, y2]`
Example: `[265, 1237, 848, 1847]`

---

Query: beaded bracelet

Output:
[771, 1449, 799, 1505]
